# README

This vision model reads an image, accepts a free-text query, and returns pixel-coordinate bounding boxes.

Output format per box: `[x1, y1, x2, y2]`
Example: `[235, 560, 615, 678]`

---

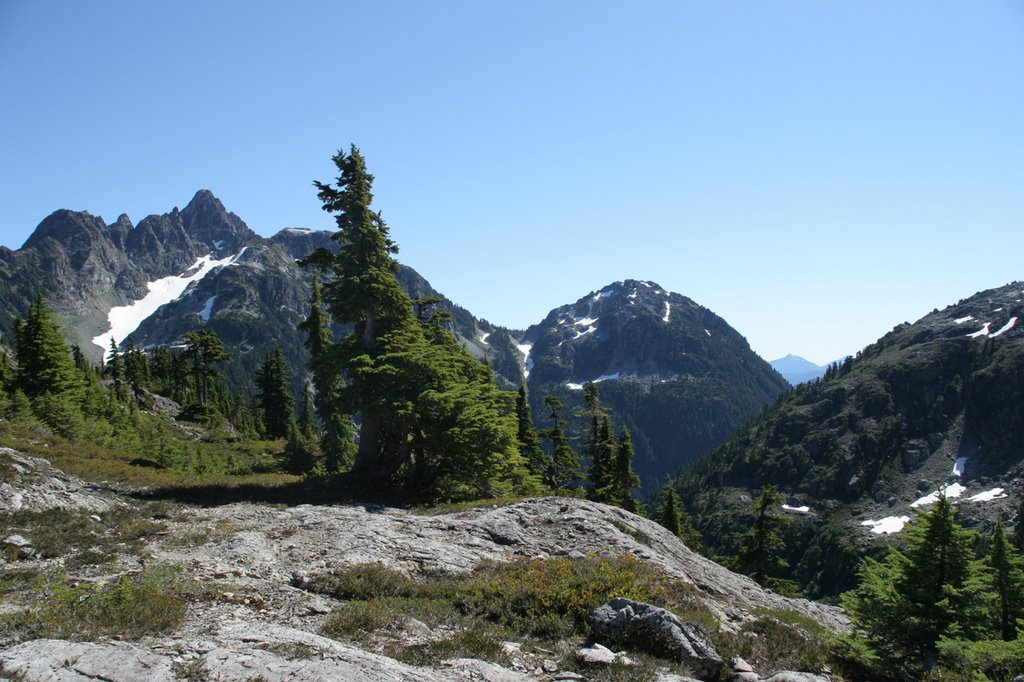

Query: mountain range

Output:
[0, 191, 788, 490]
[684, 281, 1024, 596]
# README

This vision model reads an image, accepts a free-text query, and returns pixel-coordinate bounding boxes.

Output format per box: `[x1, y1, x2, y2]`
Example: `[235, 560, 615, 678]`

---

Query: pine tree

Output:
[658, 483, 683, 537]
[298, 274, 354, 471]
[589, 415, 616, 503]
[608, 427, 641, 512]
[122, 336, 146, 400]
[107, 337, 125, 402]
[182, 329, 229, 407]
[15, 294, 81, 399]
[514, 383, 545, 477]
[987, 519, 1024, 641]
[255, 349, 294, 439]
[656, 483, 701, 547]
[1014, 496, 1024, 552]
[736, 485, 787, 585]
[541, 396, 579, 489]
[840, 493, 977, 674]
[299, 382, 315, 440]
[299, 146, 540, 499]
[301, 146, 409, 474]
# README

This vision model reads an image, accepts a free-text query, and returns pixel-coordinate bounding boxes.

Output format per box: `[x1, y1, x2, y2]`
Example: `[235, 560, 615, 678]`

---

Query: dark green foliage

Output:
[589, 415, 616, 503]
[107, 337, 125, 402]
[282, 425, 315, 475]
[301, 146, 540, 500]
[541, 395, 579, 489]
[182, 328, 230, 407]
[656, 484, 701, 548]
[14, 293, 81, 400]
[299, 274, 354, 472]
[735, 485, 788, 586]
[0, 564, 187, 642]
[986, 519, 1024, 641]
[837, 495, 1009, 677]
[514, 384, 544, 476]
[255, 348, 294, 439]
[606, 428, 641, 513]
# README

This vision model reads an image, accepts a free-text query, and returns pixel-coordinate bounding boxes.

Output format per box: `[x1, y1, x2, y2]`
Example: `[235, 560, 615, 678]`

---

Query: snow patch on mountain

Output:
[566, 372, 621, 390]
[663, 302, 671, 323]
[862, 516, 910, 535]
[954, 315, 974, 324]
[911, 482, 968, 508]
[967, 322, 992, 338]
[781, 504, 811, 514]
[516, 342, 534, 379]
[990, 317, 1018, 338]
[952, 457, 967, 477]
[92, 249, 246, 359]
[967, 488, 1007, 503]
[199, 295, 217, 322]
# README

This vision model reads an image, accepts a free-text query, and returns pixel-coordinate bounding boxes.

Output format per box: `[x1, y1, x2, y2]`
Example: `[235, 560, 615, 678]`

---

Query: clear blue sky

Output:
[2, 1, 1022, 365]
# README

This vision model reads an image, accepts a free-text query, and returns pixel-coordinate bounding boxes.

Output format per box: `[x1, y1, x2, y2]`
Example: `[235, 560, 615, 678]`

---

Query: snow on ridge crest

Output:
[92, 248, 246, 359]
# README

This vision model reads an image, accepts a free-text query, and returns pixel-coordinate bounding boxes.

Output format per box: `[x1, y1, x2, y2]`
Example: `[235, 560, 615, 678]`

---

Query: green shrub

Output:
[936, 637, 1024, 682]
[1, 564, 187, 641]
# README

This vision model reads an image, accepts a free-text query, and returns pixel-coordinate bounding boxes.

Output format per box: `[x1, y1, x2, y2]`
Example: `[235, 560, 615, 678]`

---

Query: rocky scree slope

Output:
[684, 281, 1024, 596]
[0, 448, 845, 681]
[521, 280, 790, 490]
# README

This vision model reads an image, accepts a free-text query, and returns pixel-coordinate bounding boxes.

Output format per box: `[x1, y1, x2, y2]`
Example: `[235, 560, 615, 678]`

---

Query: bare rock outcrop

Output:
[0, 448, 847, 681]
[0, 447, 119, 513]
[588, 598, 722, 678]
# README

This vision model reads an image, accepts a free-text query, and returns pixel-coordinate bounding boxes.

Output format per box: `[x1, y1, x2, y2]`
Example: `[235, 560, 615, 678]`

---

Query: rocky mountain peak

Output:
[180, 189, 255, 255]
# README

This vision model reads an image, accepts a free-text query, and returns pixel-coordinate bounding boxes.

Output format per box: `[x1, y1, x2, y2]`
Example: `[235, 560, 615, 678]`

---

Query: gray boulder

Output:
[588, 598, 722, 679]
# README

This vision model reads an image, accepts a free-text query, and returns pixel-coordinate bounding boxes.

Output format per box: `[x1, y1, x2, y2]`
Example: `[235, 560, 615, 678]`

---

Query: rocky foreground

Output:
[0, 448, 847, 681]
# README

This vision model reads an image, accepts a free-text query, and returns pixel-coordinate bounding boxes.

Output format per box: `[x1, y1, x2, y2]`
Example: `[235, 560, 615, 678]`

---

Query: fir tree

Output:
[298, 273, 354, 470]
[107, 337, 125, 402]
[15, 293, 81, 399]
[182, 329, 229, 407]
[255, 349, 294, 439]
[299, 146, 540, 499]
[736, 485, 787, 585]
[301, 146, 409, 474]
[608, 427, 641, 512]
[589, 415, 616, 503]
[299, 382, 315, 440]
[514, 383, 544, 477]
[840, 494, 977, 674]
[656, 483, 701, 548]
[987, 519, 1024, 641]
[541, 395, 579, 489]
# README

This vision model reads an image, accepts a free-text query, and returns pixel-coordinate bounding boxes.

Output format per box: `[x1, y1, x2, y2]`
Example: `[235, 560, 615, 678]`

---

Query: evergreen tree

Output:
[541, 395, 579, 489]
[514, 383, 545, 477]
[298, 274, 354, 471]
[107, 337, 126, 402]
[656, 483, 701, 548]
[1014, 496, 1024, 552]
[299, 146, 540, 499]
[987, 519, 1024, 641]
[283, 423, 315, 475]
[301, 146, 409, 474]
[122, 336, 146, 400]
[182, 329, 229, 407]
[657, 483, 683, 537]
[736, 485, 787, 585]
[608, 427, 641, 512]
[589, 415, 616, 503]
[840, 494, 977, 674]
[15, 294, 81, 399]
[255, 349, 294, 439]
[299, 382, 315, 440]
